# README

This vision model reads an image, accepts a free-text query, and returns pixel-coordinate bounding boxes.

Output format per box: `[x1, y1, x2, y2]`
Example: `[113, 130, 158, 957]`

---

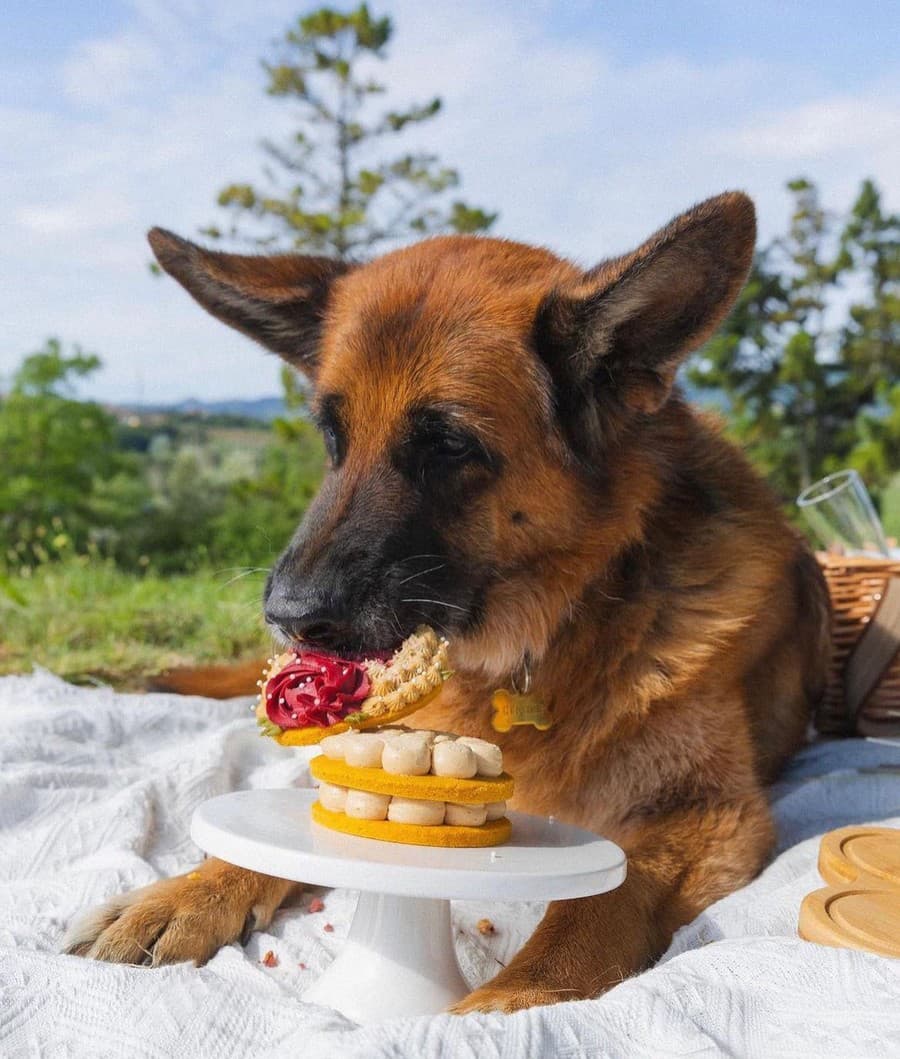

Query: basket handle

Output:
[844, 576, 900, 725]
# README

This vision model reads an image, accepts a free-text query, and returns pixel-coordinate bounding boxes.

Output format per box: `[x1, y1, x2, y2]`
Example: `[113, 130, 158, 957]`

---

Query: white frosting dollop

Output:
[317, 782, 347, 812]
[387, 796, 445, 825]
[343, 733, 386, 768]
[431, 740, 478, 779]
[444, 802, 487, 826]
[344, 789, 391, 821]
[485, 800, 507, 820]
[381, 733, 432, 775]
[320, 732, 350, 760]
[455, 736, 503, 777]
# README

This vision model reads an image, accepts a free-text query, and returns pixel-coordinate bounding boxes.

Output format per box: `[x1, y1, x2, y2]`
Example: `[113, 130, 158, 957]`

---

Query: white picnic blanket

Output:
[1, 669, 899, 1058]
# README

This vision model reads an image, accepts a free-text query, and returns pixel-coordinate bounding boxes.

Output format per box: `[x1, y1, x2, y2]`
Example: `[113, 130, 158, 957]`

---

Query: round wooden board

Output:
[798, 826, 900, 959]
[818, 825, 900, 887]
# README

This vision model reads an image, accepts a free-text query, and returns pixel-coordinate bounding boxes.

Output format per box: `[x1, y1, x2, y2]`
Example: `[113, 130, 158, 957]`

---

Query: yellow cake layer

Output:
[311, 800, 512, 847]
[310, 754, 515, 804]
[275, 688, 441, 746]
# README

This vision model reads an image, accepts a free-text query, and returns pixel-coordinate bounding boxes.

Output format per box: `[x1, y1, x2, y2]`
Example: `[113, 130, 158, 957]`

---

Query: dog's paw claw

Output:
[62, 898, 127, 958]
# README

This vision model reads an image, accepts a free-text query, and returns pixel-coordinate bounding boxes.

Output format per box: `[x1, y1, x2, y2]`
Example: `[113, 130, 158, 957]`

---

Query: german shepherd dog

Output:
[66, 192, 831, 1012]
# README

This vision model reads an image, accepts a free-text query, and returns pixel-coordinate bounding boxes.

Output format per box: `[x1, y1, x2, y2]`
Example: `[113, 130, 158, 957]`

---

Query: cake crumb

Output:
[261, 950, 279, 967]
[298, 962, 307, 970]
[477, 918, 496, 935]
[323, 923, 334, 933]
[308, 897, 325, 913]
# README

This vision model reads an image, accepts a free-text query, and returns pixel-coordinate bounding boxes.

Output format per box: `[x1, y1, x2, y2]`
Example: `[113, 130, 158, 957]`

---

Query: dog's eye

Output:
[428, 433, 476, 462]
[313, 394, 346, 466]
[317, 421, 345, 467]
[399, 408, 498, 483]
[322, 423, 339, 463]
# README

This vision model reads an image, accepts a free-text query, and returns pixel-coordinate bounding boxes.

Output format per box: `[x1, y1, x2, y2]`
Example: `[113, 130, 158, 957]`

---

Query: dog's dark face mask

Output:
[148, 192, 756, 668]
[261, 400, 501, 654]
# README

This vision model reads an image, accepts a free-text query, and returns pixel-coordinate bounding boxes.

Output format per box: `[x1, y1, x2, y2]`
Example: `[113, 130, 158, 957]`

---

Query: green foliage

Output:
[207, 2, 497, 259]
[208, 422, 325, 566]
[690, 177, 900, 503]
[0, 339, 139, 566]
[832, 179, 900, 486]
[11, 338, 102, 397]
[0, 341, 326, 578]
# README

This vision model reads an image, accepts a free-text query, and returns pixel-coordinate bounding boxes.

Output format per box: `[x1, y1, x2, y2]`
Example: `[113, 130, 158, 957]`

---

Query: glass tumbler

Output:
[796, 470, 890, 557]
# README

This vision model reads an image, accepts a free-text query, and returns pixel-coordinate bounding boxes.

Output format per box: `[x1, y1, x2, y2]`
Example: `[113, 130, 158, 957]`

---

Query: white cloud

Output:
[725, 92, 900, 159]
[16, 190, 136, 237]
[720, 91, 897, 175]
[1, 0, 898, 402]
[63, 31, 164, 107]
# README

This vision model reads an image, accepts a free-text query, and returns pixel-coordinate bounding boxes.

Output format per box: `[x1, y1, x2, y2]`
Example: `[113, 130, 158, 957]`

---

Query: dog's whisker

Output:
[401, 597, 467, 612]
[218, 569, 271, 588]
[213, 566, 272, 575]
[387, 604, 404, 639]
[396, 564, 446, 586]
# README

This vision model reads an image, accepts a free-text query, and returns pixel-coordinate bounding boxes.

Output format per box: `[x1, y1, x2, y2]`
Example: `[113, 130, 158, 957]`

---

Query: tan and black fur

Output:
[65, 192, 831, 1013]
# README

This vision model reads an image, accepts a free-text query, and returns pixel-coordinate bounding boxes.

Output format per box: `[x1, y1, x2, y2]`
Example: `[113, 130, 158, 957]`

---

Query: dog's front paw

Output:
[450, 979, 590, 1014]
[62, 860, 294, 967]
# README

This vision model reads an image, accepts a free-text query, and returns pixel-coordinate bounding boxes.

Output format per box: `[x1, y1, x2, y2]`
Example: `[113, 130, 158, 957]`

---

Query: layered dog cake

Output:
[310, 728, 514, 848]
[256, 626, 514, 846]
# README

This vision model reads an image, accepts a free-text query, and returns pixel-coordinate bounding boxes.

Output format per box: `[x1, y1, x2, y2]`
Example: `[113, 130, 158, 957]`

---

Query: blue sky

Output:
[2, 0, 899, 402]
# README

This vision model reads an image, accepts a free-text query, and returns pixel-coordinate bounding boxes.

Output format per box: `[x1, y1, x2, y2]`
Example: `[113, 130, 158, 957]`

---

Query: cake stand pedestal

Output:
[191, 789, 626, 1024]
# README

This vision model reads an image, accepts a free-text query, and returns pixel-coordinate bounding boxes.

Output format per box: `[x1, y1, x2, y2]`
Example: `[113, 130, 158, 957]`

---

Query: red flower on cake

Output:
[264, 651, 371, 729]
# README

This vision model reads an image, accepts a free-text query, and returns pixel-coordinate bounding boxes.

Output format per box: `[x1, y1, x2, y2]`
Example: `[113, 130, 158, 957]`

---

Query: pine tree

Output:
[690, 178, 845, 497]
[205, 4, 496, 260]
[833, 180, 900, 487]
[691, 177, 900, 504]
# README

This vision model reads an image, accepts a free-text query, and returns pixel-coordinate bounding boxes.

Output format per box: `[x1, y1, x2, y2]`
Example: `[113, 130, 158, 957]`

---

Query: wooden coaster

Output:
[798, 825, 900, 959]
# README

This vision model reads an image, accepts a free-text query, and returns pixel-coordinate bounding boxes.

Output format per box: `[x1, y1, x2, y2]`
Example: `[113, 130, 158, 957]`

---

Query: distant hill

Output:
[114, 396, 286, 421]
[111, 381, 725, 422]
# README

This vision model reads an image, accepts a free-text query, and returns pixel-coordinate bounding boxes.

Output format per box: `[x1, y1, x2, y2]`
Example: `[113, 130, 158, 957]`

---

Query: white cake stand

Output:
[191, 789, 626, 1024]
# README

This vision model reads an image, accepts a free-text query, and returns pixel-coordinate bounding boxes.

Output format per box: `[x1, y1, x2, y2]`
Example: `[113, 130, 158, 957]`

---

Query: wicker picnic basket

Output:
[816, 553, 900, 737]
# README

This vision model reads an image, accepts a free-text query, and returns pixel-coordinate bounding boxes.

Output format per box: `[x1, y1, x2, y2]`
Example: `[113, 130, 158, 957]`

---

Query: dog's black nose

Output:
[264, 599, 349, 650]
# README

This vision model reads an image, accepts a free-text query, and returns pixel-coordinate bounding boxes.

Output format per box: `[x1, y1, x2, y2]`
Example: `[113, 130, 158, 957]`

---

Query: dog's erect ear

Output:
[535, 191, 756, 419]
[147, 229, 351, 373]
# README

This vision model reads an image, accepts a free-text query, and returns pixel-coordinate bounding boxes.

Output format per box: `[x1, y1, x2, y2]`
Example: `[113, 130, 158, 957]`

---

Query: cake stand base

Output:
[190, 788, 626, 1024]
[304, 891, 468, 1022]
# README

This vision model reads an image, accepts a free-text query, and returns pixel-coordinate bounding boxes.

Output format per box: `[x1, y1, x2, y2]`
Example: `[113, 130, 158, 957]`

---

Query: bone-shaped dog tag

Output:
[491, 688, 553, 732]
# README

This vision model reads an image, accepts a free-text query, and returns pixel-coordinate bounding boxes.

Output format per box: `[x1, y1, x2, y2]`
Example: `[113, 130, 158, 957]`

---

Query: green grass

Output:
[0, 558, 269, 688]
